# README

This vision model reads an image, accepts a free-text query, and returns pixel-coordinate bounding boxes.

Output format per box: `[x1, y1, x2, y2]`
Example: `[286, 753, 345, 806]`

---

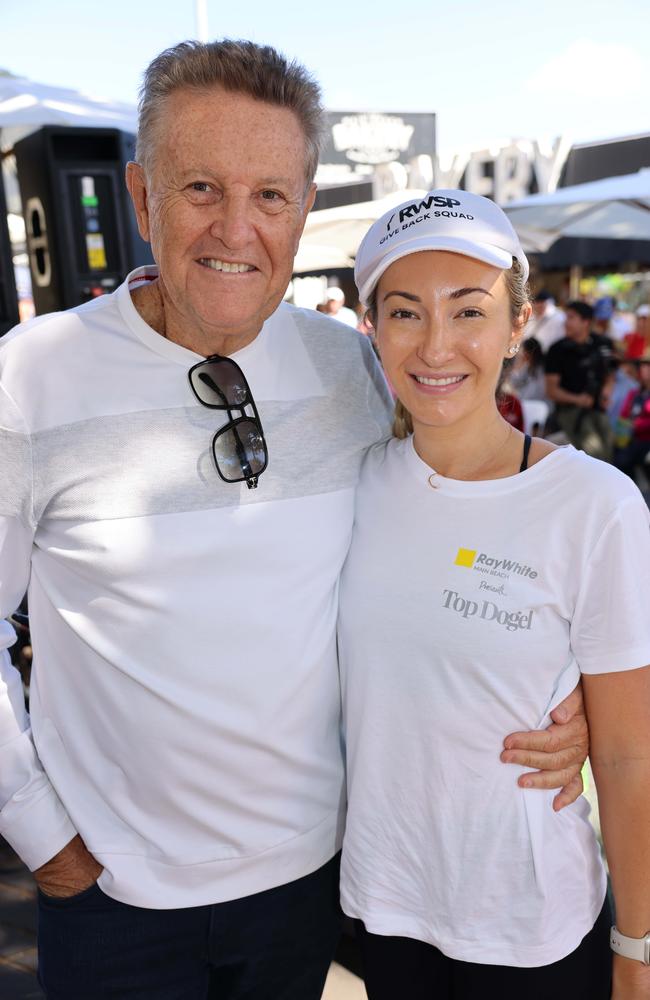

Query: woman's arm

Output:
[583, 665, 650, 999]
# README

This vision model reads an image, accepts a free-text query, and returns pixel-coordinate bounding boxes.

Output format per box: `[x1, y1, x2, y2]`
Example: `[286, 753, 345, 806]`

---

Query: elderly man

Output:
[0, 40, 586, 1000]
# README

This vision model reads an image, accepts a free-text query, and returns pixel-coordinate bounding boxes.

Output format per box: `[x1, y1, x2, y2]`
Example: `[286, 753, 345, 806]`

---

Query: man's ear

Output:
[125, 161, 151, 243]
[303, 181, 317, 218]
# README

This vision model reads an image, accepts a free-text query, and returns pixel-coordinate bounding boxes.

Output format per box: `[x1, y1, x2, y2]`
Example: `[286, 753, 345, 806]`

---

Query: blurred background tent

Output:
[0, 69, 137, 152]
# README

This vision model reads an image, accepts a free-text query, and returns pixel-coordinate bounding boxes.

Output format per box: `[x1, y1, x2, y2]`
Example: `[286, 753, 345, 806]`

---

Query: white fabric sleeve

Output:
[571, 494, 650, 675]
[359, 334, 394, 439]
[0, 384, 77, 869]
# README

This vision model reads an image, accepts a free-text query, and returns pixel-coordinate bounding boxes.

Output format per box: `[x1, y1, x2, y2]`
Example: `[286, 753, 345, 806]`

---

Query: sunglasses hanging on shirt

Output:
[188, 355, 268, 490]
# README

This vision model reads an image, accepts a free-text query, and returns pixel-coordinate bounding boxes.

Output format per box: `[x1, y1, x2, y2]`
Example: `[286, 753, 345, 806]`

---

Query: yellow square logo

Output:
[455, 547, 477, 568]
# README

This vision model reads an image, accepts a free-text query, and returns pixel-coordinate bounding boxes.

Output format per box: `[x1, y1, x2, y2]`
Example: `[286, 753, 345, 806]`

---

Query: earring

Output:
[508, 343, 520, 356]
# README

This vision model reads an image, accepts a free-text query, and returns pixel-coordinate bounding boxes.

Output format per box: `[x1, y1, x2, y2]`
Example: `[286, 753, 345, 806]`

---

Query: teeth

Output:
[199, 259, 255, 273]
[415, 375, 465, 386]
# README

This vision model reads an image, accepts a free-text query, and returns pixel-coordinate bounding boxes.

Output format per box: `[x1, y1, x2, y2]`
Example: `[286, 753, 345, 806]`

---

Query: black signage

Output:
[321, 111, 436, 168]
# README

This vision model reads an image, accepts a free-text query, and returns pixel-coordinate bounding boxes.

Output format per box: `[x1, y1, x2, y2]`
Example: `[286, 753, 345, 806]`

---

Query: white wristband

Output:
[610, 926, 650, 964]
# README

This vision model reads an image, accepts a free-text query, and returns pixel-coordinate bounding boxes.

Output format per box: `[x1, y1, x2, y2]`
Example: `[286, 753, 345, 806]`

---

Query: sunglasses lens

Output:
[213, 419, 267, 482]
[191, 359, 249, 407]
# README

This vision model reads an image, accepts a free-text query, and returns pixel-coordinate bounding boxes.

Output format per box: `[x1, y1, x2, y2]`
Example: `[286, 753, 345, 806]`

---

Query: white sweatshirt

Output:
[0, 267, 392, 908]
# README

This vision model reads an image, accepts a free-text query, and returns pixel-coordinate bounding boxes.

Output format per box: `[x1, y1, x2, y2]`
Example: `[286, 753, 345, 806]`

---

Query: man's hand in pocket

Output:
[34, 834, 103, 898]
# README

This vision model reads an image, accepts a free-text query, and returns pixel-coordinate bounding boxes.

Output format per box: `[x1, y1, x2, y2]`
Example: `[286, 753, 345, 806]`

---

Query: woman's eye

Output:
[459, 307, 483, 318]
[390, 308, 417, 320]
[190, 182, 211, 193]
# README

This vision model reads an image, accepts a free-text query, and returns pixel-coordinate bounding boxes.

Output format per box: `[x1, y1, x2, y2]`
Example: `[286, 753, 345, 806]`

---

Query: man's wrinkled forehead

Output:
[145, 86, 312, 189]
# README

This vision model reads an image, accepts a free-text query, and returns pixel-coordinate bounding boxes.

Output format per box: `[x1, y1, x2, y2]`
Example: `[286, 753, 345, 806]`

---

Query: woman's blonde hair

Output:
[367, 257, 530, 439]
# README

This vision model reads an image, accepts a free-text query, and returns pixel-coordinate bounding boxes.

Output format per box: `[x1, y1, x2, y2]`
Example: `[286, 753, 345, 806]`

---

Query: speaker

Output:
[14, 127, 153, 315]
[0, 174, 19, 336]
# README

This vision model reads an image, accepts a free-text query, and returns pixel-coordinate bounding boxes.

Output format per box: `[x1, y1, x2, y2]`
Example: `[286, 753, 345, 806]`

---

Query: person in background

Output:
[320, 286, 358, 327]
[593, 296, 616, 338]
[545, 300, 615, 460]
[623, 304, 650, 360]
[507, 336, 546, 401]
[496, 378, 525, 431]
[610, 300, 634, 343]
[614, 351, 650, 482]
[608, 355, 640, 433]
[339, 189, 650, 1000]
[525, 290, 565, 351]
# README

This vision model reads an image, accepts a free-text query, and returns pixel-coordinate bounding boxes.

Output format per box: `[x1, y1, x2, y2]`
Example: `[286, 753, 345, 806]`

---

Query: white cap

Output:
[325, 286, 345, 302]
[354, 189, 529, 305]
[636, 304, 650, 317]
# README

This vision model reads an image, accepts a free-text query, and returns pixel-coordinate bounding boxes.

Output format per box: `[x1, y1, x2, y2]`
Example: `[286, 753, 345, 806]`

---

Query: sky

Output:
[0, 0, 648, 162]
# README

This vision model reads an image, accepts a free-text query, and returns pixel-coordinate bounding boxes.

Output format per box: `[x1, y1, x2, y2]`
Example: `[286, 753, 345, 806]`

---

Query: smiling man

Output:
[0, 40, 588, 1000]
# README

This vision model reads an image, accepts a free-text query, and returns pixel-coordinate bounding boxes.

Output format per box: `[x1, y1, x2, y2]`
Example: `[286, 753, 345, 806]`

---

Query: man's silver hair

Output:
[136, 39, 325, 186]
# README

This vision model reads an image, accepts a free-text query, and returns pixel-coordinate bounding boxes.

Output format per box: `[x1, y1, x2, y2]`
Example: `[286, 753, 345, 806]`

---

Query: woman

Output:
[614, 351, 650, 481]
[508, 335, 547, 401]
[338, 190, 650, 999]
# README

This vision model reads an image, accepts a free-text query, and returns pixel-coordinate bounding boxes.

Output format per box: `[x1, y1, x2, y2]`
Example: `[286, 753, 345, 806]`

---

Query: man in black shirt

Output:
[545, 300, 615, 460]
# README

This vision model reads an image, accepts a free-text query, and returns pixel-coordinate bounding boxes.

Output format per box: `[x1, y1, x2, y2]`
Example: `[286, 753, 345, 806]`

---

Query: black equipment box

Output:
[14, 127, 153, 315]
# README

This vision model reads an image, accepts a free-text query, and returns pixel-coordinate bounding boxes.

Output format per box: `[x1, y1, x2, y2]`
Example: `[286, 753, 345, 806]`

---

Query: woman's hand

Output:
[500, 682, 588, 810]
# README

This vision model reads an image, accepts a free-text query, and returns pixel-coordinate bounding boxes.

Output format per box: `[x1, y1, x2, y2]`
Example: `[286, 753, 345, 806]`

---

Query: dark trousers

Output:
[37, 854, 342, 1000]
[554, 406, 614, 462]
[614, 438, 650, 480]
[356, 898, 612, 1000]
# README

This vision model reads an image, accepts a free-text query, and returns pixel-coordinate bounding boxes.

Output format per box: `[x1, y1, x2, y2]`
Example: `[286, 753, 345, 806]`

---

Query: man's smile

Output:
[197, 258, 257, 273]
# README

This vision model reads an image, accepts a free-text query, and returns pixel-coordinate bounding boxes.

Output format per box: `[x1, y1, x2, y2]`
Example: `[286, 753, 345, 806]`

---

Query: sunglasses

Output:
[188, 355, 268, 490]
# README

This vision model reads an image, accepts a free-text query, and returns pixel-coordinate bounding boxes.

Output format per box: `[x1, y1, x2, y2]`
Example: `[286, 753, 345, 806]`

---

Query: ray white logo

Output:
[454, 547, 538, 580]
[442, 589, 534, 632]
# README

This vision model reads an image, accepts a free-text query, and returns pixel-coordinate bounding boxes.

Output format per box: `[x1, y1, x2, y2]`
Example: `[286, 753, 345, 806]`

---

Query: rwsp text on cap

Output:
[354, 189, 529, 306]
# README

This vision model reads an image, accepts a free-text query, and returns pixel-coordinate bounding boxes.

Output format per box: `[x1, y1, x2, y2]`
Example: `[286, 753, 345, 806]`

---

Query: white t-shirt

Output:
[526, 305, 566, 352]
[0, 267, 392, 908]
[338, 436, 650, 967]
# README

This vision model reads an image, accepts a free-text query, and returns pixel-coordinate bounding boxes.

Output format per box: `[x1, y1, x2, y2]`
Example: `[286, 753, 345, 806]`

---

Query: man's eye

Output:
[190, 182, 211, 193]
[258, 190, 287, 210]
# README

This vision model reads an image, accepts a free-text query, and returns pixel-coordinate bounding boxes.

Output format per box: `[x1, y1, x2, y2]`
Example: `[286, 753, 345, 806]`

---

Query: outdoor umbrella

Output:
[504, 169, 650, 252]
[0, 73, 137, 151]
[292, 242, 354, 273]
[299, 188, 428, 268]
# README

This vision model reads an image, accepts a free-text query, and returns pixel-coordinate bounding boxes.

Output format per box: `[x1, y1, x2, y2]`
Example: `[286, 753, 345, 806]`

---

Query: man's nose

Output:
[212, 194, 253, 249]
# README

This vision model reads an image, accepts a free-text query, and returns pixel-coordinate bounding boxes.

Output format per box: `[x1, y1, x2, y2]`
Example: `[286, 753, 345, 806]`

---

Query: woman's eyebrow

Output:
[450, 287, 494, 299]
[382, 291, 421, 303]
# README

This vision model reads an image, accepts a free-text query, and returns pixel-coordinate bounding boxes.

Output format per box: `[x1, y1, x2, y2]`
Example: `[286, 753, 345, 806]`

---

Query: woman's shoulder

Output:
[360, 435, 409, 480]
[542, 443, 648, 510]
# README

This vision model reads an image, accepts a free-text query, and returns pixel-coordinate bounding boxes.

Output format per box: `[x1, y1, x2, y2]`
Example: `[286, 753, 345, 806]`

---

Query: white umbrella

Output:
[300, 189, 428, 264]
[504, 169, 650, 252]
[0, 74, 137, 151]
[292, 242, 354, 273]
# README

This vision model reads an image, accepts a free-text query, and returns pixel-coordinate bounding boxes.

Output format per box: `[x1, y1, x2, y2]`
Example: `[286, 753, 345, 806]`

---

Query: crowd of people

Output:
[500, 296, 650, 485]
[328, 285, 650, 488]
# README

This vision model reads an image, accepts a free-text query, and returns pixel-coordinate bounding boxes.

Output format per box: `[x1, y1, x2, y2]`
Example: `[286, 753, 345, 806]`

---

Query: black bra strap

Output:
[519, 433, 532, 473]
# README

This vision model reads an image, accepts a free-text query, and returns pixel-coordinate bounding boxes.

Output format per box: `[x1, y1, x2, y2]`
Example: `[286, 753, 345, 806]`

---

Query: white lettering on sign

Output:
[332, 113, 415, 164]
[435, 136, 571, 203]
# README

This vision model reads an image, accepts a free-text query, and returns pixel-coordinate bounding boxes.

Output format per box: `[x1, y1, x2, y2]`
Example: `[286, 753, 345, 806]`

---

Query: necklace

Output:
[427, 423, 514, 490]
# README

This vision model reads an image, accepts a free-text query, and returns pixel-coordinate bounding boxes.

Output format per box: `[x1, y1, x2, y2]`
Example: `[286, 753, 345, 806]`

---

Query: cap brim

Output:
[358, 235, 517, 306]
